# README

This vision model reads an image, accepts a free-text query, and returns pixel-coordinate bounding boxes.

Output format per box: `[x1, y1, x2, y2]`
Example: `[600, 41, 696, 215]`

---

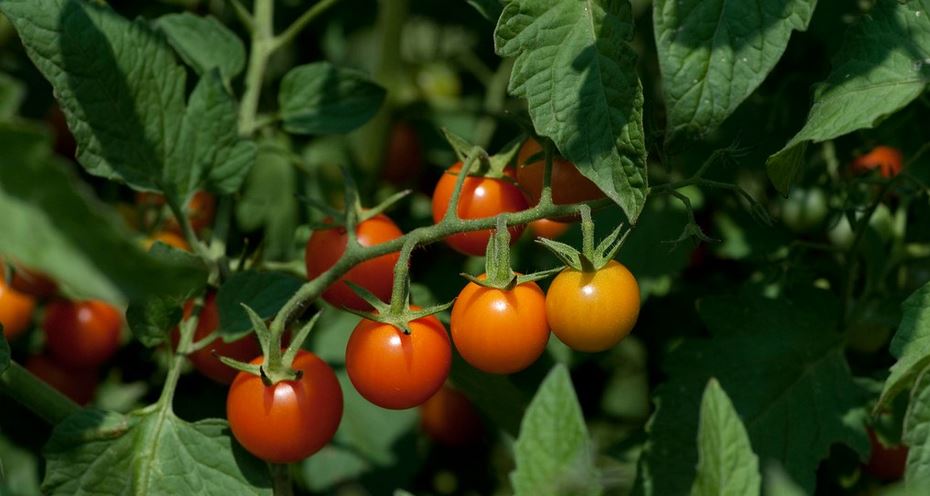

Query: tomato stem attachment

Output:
[461, 216, 561, 290]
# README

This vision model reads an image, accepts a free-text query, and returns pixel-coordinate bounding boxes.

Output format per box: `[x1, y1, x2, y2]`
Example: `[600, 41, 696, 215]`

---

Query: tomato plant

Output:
[227, 350, 343, 463]
[42, 300, 122, 369]
[851, 146, 903, 178]
[516, 138, 605, 206]
[25, 355, 97, 405]
[345, 313, 451, 409]
[420, 385, 483, 446]
[0, 276, 35, 340]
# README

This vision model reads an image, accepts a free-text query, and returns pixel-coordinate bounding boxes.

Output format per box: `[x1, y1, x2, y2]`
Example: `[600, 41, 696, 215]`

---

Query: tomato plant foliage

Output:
[0, 0, 930, 494]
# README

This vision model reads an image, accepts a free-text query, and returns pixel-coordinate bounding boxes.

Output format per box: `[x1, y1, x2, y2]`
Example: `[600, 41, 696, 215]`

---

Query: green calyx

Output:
[462, 216, 560, 291]
[441, 128, 525, 180]
[342, 280, 453, 334]
[301, 165, 411, 229]
[537, 204, 631, 272]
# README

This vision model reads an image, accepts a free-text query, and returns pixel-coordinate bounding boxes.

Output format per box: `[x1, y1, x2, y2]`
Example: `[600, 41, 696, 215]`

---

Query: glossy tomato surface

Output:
[26, 354, 98, 405]
[305, 214, 403, 311]
[420, 385, 483, 446]
[42, 300, 122, 368]
[546, 260, 640, 352]
[516, 138, 605, 206]
[227, 350, 343, 463]
[0, 277, 36, 340]
[346, 314, 451, 409]
[851, 146, 903, 178]
[176, 293, 262, 384]
[450, 277, 549, 374]
[431, 163, 528, 256]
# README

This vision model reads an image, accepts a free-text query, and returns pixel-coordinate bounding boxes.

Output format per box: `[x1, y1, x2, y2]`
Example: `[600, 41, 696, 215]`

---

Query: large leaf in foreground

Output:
[155, 13, 246, 83]
[279, 62, 386, 135]
[766, 0, 930, 193]
[879, 282, 930, 409]
[654, 0, 816, 143]
[635, 289, 868, 495]
[903, 365, 930, 490]
[42, 409, 270, 495]
[495, 0, 648, 221]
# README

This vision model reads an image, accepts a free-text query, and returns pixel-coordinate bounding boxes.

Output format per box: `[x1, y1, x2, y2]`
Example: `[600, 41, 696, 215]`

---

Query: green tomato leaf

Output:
[0, 0, 186, 192]
[690, 379, 761, 496]
[654, 0, 815, 144]
[879, 282, 930, 409]
[510, 365, 602, 496]
[125, 295, 185, 348]
[0, 433, 41, 496]
[634, 288, 869, 495]
[0, 71, 25, 119]
[763, 464, 805, 496]
[236, 139, 300, 260]
[903, 365, 930, 490]
[155, 13, 246, 83]
[216, 270, 305, 340]
[279, 62, 386, 135]
[0, 123, 203, 304]
[495, 0, 648, 222]
[766, 0, 930, 193]
[174, 70, 256, 195]
[450, 353, 534, 437]
[42, 409, 271, 495]
[0, 331, 9, 374]
[467, 0, 503, 22]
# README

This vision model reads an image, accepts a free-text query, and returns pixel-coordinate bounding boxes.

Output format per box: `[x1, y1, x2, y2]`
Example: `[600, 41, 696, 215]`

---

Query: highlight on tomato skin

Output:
[42, 299, 123, 369]
[431, 162, 529, 257]
[420, 385, 484, 446]
[226, 350, 343, 464]
[0, 276, 36, 340]
[25, 354, 98, 405]
[850, 146, 903, 178]
[305, 214, 403, 311]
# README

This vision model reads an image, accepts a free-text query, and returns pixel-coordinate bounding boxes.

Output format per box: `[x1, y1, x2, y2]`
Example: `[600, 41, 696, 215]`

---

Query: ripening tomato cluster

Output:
[134, 190, 216, 251]
[1, 263, 122, 405]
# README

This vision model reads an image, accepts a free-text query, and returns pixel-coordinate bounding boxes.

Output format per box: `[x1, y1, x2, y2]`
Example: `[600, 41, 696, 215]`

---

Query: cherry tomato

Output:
[382, 122, 423, 185]
[431, 163, 528, 256]
[43, 300, 123, 368]
[4, 263, 57, 299]
[546, 260, 640, 352]
[174, 293, 262, 384]
[865, 428, 908, 481]
[0, 277, 36, 340]
[516, 138, 605, 206]
[136, 190, 216, 233]
[346, 313, 451, 409]
[781, 188, 828, 233]
[227, 350, 343, 463]
[305, 214, 403, 311]
[26, 354, 97, 405]
[528, 218, 571, 240]
[145, 231, 190, 251]
[851, 146, 903, 178]
[420, 385, 483, 446]
[450, 276, 549, 374]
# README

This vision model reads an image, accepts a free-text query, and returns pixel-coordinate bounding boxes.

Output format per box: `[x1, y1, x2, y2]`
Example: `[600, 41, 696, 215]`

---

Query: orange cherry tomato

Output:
[42, 300, 122, 368]
[305, 214, 403, 311]
[528, 218, 571, 240]
[420, 385, 483, 446]
[173, 293, 262, 384]
[865, 428, 908, 481]
[851, 146, 903, 178]
[26, 354, 97, 405]
[545, 260, 640, 352]
[450, 276, 549, 374]
[0, 277, 36, 340]
[145, 231, 190, 251]
[346, 313, 451, 409]
[516, 138, 605, 206]
[227, 350, 343, 463]
[431, 162, 528, 256]
[382, 122, 423, 185]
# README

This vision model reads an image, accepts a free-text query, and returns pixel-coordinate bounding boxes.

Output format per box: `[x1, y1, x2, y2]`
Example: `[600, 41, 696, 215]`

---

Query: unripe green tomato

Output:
[869, 204, 894, 242]
[827, 214, 854, 249]
[846, 301, 895, 354]
[781, 188, 828, 233]
[828, 204, 894, 249]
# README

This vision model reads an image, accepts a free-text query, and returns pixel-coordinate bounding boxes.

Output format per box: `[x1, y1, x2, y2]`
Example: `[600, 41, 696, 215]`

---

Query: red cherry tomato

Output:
[851, 146, 903, 178]
[516, 138, 605, 206]
[865, 428, 908, 481]
[173, 293, 262, 384]
[528, 218, 571, 240]
[227, 350, 343, 463]
[346, 313, 451, 409]
[382, 122, 423, 185]
[43, 300, 122, 368]
[0, 277, 36, 340]
[546, 260, 640, 352]
[26, 354, 97, 405]
[431, 162, 528, 256]
[420, 385, 483, 446]
[450, 276, 549, 374]
[305, 214, 403, 311]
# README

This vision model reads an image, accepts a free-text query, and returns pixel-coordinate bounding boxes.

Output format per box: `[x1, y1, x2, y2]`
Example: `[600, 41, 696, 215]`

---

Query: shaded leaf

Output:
[879, 282, 930, 409]
[279, 62, 386, 135]
[216, 271, 304, 340]
[0, 71, 25, 119]
[903, 365, 930, 490]
[155, 13, 246, 82]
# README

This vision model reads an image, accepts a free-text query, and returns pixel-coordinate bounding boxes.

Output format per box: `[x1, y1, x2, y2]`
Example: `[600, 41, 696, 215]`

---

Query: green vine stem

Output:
[0, 362, 79, 424]
[238, 0, 274, 136]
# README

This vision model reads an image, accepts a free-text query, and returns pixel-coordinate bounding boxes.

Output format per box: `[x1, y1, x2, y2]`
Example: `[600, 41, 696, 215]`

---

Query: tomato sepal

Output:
[342, 280, 453, 334]
[536, 205, 631, 272]
[461, 217, 561, 290]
